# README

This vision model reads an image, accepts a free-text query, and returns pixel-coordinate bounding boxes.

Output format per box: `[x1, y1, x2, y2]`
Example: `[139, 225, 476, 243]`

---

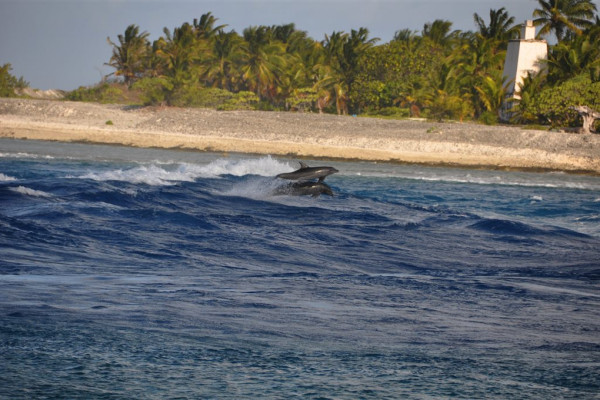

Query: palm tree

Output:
[270, 23, 298, 44]
[419, 59, 473, 122]
[202, 30, 245, 91]
[533, 0, 598, 42]
[316, 31, 348, 114]
[240, 26, 287, 101]
[545, 34, 600, 82]
[510, 71, 548, 123]
[106, 24, 150, 85]
[261, 25, 320, 108]
[317, 28, 378, 114]
[422, 20, 459, 47]
[342, 28, 379, 72]
[393, 28, 418, 42]
[155, 23, 206, 92]
[473, 7, 521, 42]
[474, 71, 509, 117]
[193, 12, 227, 39]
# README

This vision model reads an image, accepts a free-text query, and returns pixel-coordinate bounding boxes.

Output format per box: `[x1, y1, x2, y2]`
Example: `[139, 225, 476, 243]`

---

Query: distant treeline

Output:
[5, 1, 600, 128]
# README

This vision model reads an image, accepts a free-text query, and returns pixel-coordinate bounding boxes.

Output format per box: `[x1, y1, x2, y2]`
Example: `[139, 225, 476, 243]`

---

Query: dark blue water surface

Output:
[1, 139, 599, 399]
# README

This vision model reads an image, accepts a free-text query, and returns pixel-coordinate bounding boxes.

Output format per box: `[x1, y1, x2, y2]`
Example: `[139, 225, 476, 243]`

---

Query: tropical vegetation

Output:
[0, 63, 29, 97]
[5, 0, 600, 130]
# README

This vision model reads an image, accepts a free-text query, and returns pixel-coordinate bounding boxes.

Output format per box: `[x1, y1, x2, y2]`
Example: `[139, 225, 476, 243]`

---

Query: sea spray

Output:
[0, 173, 16, 182]
[76, 156, 293, 186]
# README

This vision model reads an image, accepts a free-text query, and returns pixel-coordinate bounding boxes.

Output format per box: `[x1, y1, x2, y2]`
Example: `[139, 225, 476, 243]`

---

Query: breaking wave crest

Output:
[0, 173, 17, 182]
[0, 152, 55, 160]
[77, 156, 291, 186]
[9, 186, 53, 197]
[348, 168, 600, 190]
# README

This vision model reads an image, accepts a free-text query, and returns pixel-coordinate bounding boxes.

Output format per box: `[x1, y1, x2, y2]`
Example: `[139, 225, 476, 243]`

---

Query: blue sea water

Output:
[1, 138, 599, 399]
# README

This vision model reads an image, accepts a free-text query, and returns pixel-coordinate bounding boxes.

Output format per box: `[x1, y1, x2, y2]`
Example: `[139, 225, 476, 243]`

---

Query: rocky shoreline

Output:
[1, 98, 599, 174]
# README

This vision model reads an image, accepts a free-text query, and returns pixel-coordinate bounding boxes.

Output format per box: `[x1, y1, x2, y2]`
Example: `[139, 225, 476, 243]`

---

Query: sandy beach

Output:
[1, 98, 599, 174]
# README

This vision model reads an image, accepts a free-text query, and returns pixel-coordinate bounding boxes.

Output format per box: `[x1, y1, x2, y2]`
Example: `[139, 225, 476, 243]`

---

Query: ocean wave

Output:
[469, 217, 589, 238]
[469, 218, 545, 236]
[199, 155, 290, 177]
[77, 156, 291, 186]
[411, 175, 597, 190]
[0, 152, 55, 160]
[9, 186, 53, 197]
[78, 164, 199, 186]
[346, 169, 600, 190]
[221, 176, 286, 199]
[0, 173, 17, 182]
[575, 214, 600, 222]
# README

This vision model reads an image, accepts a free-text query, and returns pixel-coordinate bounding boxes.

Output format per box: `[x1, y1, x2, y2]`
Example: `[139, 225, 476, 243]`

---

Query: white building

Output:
[502, 20, 548, 98]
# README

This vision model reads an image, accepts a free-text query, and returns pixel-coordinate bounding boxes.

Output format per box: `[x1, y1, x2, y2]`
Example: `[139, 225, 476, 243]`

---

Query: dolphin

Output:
[273, 180, 334, 197]
[276, 161, 339, 182]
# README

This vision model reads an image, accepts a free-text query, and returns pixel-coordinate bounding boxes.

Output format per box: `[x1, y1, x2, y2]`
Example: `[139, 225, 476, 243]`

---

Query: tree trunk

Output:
[571, 106, 600, 134]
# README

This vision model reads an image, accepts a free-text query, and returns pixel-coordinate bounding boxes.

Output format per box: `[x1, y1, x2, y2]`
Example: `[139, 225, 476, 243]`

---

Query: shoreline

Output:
[1, 98, 600, 174]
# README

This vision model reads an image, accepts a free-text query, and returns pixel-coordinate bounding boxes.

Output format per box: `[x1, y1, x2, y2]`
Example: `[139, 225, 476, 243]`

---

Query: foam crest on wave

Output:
[0, 173, 17, 182]
[221, 176, 286, 199]
[9, 186, 53, 197]
[0, 152, 55, 160]
[77, 156, 291, 186]
[199, 155, 291, 177]
[401, 174, 599, 190]
[79, 164, 205, 185]
[348, 166, 600, 190]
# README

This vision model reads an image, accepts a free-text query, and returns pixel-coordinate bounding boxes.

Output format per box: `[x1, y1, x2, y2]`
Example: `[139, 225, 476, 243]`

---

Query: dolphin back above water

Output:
[273, 181, 334, 197]
[276, 161, 339, 182]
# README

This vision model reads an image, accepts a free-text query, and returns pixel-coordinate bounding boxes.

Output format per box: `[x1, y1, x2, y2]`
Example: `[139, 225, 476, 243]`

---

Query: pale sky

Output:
[0, 0, 589, 90]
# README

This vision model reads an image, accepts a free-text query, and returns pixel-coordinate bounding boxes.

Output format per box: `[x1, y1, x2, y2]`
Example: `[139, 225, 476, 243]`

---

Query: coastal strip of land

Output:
[1, 98, 599, 174]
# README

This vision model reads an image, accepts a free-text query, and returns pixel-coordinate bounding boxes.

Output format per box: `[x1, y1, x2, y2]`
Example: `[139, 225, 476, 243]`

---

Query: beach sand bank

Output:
[1, 98, 599, 174]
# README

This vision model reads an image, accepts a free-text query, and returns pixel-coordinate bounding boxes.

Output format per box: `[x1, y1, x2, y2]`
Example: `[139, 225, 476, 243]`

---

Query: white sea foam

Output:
[575, 214, 600, 222]
[77, 156, 292, 186]
[222, 176, 286, 199]
[80, 164, 199, 186]
[0, 152, 55, 160]
[344, 166, 600, 190]
[0, 173, 17, 182]
[409, 174, 596, 189]
[10, 186, 52, 197]
[198, 155, 291, 177]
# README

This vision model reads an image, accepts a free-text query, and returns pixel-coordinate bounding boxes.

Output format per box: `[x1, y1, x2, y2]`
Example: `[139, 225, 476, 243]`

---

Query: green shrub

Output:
[424, 92, 473, 122]
[99, 86, 126, 103]
[130, 78, 259, 110]
[286, 88, 319, 112]
[66, 82, 127, 104]
[365, 107, 410, 119]
[523, 74, 600, 128]
[170, 86, 234, 108]
[479, 111, 498, 125]
[218, 91, 260, 110]
[131, 77, 172, 106]
[0, 63, 28, 97]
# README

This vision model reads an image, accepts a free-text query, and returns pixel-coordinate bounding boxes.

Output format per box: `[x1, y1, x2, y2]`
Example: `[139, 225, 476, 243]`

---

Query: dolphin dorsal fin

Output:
[298, 161, 309, 169]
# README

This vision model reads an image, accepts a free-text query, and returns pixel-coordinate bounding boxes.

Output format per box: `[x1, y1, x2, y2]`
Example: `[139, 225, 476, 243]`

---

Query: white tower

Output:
[502, 20, 548, 98]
